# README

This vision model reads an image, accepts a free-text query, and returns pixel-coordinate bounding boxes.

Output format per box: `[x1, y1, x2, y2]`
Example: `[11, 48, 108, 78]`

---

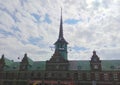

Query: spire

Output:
[54, 8, 68, 44]
[53, 8, 68, 60]
[93, 50, 96, 55]
[59, 8, 63, 39]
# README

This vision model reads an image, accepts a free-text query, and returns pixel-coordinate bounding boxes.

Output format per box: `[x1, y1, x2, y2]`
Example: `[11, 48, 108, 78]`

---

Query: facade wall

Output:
[0, 71, 120, 85]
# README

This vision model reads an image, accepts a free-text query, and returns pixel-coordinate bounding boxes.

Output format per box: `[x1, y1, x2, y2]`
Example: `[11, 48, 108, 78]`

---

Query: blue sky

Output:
[0, 0, 120, 61]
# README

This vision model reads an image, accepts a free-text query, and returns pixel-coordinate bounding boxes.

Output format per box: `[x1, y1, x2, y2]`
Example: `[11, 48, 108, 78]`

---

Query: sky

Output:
[0, 0, 120, 61]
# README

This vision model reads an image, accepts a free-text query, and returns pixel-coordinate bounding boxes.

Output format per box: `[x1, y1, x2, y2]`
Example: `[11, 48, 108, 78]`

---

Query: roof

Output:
[28, 61, 46, 70]
[0, 55, 14, 66]
[69, 60, 120, 71]
[4, 62, 20, 71]
[101, 60, 120, 71]
[69, 60, 90, 70]
[1, 59, 120, 71]
[21, 54, 34, 65]
[27, 57, 34, 65]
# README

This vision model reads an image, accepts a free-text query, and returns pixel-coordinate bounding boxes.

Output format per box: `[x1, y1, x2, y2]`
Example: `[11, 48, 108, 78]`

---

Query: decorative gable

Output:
[20, 53, 33, 71]
[46, 50, 69, 71]
[0, 54, 14, 71]
[90, 51, 102, 71]
[48, 50, 68, 63]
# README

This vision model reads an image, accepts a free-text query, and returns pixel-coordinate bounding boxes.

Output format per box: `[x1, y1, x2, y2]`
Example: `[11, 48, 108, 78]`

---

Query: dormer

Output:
[90, 51, 102, 71]
[20, 53, 33, 71]
[0, 54, 13, 71]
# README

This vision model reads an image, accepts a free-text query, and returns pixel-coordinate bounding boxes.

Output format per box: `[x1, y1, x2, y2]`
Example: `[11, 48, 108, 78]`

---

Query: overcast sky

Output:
[0, 0, 120, 61]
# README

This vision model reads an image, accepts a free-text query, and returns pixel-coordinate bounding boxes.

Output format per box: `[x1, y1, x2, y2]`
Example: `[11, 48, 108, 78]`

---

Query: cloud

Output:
[0, 0, 120, 61]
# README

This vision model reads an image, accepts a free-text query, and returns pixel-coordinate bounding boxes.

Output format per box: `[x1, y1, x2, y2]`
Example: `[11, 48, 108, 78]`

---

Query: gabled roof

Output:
[0, 54, 13, 66]
[21, 53, 33, 65]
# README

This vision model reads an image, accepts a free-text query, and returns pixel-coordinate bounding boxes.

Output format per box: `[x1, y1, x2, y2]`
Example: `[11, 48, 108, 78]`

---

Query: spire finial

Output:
[93, 50, 96, 55]
[2, 54, 4, 58]
[61, 7, 62, 16]
[59, 8, 63, 39]
[24, 53, 27, 57]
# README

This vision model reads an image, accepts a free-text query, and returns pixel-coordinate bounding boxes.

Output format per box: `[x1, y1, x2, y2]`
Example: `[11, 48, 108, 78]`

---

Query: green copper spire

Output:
[54, 8, 68, 60]
[54, 8, 68, 45]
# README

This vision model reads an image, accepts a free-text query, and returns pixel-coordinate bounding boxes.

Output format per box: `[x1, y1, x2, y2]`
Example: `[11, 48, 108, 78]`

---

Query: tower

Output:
[46, 9, 69, 71]
[54, 8, 68, 60]
[90, 51, 102, 71]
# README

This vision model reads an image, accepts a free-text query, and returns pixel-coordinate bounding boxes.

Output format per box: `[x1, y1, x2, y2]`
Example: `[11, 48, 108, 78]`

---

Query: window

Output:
[48, 73, 51, 77]
[113, 73, 118, 81]
[82, 73, 86, 80]
[66, 73, 70, 78]
[95, 73, 99, 80]
[56, 66, 59, 70]
[86, 73, 91, 80]
[0, 64, 3, 70]
[78, 66, 81, 70]
[31, 72, 34, 77]
[78, 73, 82, 80]
[45, 72, 51, 78]
[51, 73, 55, 77]
[104, 73, 109, 81]
[37, 72, 41, 77]
[74, 73, 78, 80]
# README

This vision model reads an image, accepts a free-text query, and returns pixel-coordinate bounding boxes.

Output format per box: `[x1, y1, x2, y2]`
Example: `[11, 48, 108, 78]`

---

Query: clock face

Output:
[94, 65, 98, 69]
[59, 48, 64, 50]
[93, 58, 97, 61]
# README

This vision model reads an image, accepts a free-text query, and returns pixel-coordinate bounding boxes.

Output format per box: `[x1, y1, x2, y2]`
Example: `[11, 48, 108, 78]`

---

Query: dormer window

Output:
[78, 66, 81, 70]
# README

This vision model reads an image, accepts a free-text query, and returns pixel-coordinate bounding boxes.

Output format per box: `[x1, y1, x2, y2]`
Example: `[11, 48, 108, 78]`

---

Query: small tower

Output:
[20, 53, 33, 71]
[54, 8, 68, 60]
[90, 51, 102, 71]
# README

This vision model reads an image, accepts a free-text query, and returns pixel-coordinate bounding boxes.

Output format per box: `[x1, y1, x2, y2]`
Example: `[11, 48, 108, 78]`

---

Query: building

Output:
[0, 10, 120, 85]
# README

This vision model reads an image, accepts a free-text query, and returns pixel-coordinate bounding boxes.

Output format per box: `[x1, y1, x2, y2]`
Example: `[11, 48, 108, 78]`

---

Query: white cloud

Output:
[0, 0, 120, 61]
